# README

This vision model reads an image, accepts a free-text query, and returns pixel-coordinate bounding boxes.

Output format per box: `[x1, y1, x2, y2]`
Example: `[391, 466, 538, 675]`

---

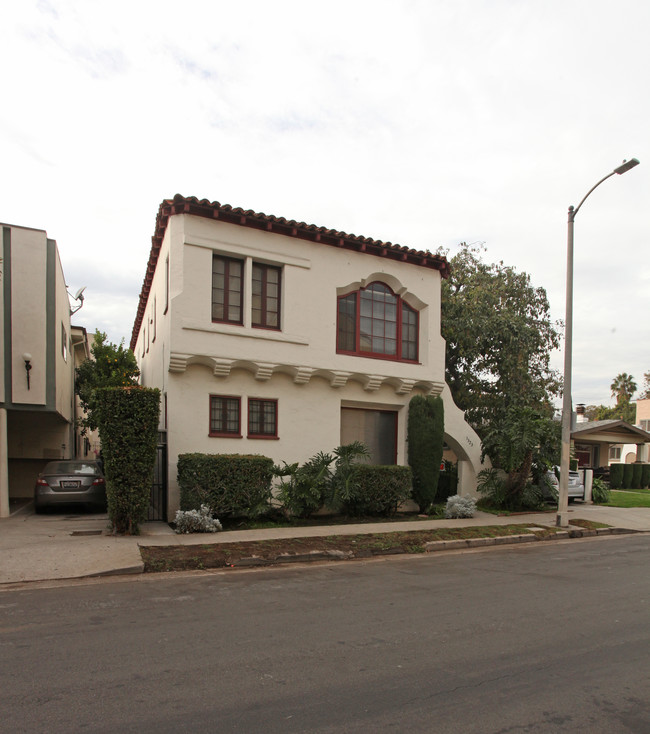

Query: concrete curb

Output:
[220, 527, 640, 569]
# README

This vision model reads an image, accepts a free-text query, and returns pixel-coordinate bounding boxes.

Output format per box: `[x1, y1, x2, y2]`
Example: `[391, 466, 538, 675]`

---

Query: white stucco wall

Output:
[134, 212, 484, 518]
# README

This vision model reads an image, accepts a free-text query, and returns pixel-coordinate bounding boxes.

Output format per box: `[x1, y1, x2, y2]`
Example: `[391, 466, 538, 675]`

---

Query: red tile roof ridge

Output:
[130, 195, 449, 351]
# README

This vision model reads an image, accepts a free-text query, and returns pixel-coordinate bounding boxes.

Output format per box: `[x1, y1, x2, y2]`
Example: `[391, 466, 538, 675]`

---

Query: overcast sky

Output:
[2, 0, 648, 408]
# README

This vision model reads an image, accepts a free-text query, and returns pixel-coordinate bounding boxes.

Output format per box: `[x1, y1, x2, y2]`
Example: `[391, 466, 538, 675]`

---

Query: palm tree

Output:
[610, 373, 637, 406]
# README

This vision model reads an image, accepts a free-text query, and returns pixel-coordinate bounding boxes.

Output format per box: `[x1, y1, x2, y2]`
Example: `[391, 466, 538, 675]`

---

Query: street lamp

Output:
[557, 158, 640, 527]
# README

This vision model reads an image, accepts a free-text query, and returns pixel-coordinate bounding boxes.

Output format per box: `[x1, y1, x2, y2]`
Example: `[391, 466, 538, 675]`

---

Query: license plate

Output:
[60, 480, 81, 489]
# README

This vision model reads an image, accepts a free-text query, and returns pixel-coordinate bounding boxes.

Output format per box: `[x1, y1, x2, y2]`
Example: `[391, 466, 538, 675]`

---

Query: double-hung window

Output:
[248, 398, 278, 438]
[337, 282, 418, 362]
[252, 263, 281, 329]
[209, 395, 241, 437]
[212, 256, 243, 324]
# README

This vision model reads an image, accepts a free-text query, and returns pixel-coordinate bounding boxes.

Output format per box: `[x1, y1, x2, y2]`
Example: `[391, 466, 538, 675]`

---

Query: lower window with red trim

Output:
[209, 395, 241, 437]
[248, 398, 278, 438]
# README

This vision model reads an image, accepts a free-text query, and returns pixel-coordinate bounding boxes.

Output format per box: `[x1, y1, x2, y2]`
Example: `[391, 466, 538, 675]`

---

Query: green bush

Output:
[325, 442, 370, 512]
[623, 464, 634, 489]
[609, 463, 624, 489]
[341, 465, 412, 517]
[641, 464, 650, 490]
[407, 395, 444, 513]
[95, 386, 160, 534]
[273, 452, 333, 518]
[177, 453, 273, 518]
[631, 464, 643, 489]
[591, 477, 611, 504]
[476, 467, 508, 508]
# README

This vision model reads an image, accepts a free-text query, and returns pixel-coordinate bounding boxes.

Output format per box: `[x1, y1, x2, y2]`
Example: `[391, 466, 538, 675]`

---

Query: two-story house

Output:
[0, 223, 80, 516]
[131, 195, 484, 520]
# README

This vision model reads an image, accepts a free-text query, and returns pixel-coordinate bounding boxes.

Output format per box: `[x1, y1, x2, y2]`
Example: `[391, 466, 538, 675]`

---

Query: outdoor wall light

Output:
[23, 353, 32, 390]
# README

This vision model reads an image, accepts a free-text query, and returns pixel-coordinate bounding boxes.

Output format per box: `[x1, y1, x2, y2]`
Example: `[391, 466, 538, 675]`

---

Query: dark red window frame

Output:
[252, 263, 282, 330]
[248, 398, 278, 439]
[209, 395, 241, 437]
[336, 282, 419, 363]
[212, 255, 244, 325]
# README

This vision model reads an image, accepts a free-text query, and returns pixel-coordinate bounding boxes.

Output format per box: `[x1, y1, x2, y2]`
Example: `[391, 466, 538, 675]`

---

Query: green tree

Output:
[439, 244, 561, 505]
[407, 395, 444, 513]
[440, 244, 561, 429]
[75, 331, 140, 432]
[610, 373, 636, 406]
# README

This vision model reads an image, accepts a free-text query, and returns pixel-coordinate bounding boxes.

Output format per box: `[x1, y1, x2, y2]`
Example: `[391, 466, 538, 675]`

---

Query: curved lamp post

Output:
[557, 157, 640, 527]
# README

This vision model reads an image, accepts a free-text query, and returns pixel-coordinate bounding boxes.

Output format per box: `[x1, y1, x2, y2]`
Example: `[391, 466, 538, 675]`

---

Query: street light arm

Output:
[570, 159, 640, 220]
[571, 172, 616, 219]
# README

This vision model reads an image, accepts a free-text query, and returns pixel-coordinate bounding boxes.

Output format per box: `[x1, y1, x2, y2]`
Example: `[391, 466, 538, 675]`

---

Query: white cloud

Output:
[2, 0, 649, 406]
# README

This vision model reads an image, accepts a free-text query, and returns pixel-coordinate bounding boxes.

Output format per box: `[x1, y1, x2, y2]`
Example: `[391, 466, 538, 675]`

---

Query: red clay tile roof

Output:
[130, 194, 450, 351]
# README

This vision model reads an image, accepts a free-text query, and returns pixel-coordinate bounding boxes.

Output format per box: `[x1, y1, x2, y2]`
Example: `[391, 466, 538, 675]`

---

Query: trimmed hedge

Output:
[609, 463, 624, 489]
[95, 386, 160, 535]
[178, 453, 273, 518]
[631, 464, 643, 490]
[407, 395, 444, 513]
[342, 464, 412, 517]
[642, 464, 650, 490]
[623, 464, 634, 489]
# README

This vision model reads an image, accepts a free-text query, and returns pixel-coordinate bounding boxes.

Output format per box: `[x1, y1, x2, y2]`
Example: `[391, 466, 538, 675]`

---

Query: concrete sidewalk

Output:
[1, 504, 649, 586]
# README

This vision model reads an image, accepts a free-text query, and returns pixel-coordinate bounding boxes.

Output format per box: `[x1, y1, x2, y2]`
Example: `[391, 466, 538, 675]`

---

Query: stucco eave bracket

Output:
[255, 363, 276, 381]
[330, 371, 352, 388]
[169, 353, 189, 373]
[395, 379, 416, 395]
[425, 380, 445, 396]
[363, 375, 385, 392]
[293, 367, 314, 385]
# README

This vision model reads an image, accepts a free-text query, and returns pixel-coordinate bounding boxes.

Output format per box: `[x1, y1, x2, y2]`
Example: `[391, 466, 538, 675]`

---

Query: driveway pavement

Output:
[1, 503, 648, 586]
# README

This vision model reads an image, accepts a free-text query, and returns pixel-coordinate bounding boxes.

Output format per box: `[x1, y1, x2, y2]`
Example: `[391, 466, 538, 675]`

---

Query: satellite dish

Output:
[74, 286, 86, 301]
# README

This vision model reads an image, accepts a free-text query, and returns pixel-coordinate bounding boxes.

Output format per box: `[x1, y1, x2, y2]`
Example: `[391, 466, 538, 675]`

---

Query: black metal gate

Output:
[148, 437, 168, 521]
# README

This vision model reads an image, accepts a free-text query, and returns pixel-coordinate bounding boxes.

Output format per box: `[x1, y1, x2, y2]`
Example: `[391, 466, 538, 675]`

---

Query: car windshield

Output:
[42, 462, 101, 476]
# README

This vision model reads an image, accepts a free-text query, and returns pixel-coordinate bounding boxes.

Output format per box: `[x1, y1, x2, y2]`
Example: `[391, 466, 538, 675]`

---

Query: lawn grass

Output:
[603, 489, 650, 508]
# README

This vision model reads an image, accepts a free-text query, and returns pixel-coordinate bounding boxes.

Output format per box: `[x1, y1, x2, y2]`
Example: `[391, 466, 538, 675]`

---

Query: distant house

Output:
[572, 419, 650, 468]
[0, 223, 90, 516]
[131, 195, 485, 521]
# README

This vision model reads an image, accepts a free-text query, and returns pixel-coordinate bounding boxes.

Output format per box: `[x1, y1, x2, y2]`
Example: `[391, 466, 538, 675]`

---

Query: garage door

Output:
[340, 408, 397, 465]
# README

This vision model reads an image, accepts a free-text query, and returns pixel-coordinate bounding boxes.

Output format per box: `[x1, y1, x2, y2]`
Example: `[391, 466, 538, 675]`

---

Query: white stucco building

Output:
[0, 223, 77, 516]
[131, 195, 484, 520]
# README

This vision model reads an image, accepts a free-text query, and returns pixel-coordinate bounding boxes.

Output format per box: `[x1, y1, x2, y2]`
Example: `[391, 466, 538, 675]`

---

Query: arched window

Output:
[337, 282, 418, 362]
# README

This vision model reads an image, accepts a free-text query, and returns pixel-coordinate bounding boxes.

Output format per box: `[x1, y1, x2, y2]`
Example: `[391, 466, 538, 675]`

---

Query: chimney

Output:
[576, 404, 588, 423]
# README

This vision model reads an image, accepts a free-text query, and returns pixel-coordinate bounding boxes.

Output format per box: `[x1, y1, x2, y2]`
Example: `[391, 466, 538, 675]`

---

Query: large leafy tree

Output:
[75, 330, 140, 432]
[439, 244, 562, 495]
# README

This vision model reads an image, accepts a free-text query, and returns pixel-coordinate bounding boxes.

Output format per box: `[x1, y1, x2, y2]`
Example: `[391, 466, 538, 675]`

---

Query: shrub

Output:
[177, 453, 273, 518]
[631, 464, 643, 489]
[591, 477, 611, 504]
[407, 395, 444, 513]
[519, 483, 545, 510]
[476, 467, 508, 508]
[95, 386, 160, 535]
[325, 442, 370, 512]
[609, 463, 624, 489]
[174, 505, 223, 534]
[623, 464, 634, 489]
[273, 452, 333, 518]
[642, 464, 650, 490]
[342, 465, 412, 517]
[444, 494, 476, 519]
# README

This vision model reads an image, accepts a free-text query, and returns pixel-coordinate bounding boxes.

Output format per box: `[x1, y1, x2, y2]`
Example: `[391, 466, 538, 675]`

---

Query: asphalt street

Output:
[1, 535, 648, 733]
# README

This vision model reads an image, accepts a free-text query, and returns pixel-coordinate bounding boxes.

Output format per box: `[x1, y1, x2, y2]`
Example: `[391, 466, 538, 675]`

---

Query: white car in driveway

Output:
[543, 467, 585, 502]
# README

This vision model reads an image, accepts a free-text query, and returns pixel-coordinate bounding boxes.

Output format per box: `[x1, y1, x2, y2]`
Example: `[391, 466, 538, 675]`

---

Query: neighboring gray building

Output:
[1, 223, 78, 516]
